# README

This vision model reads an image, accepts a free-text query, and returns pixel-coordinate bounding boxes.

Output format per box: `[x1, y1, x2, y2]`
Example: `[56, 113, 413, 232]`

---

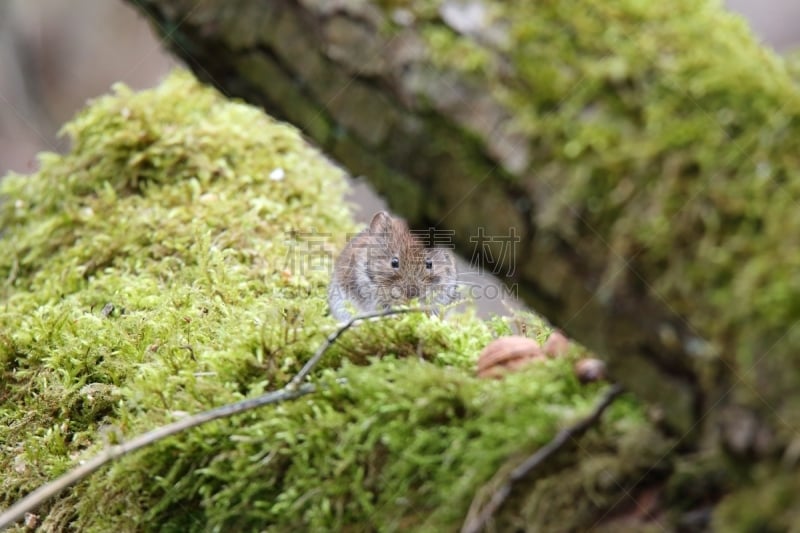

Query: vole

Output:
[328, 211, 459, 321]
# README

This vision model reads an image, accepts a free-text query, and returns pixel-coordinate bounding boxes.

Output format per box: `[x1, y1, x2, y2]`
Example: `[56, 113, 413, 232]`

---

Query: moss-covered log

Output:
[0, 73, 669, 531]
[124, 0, 800, 524]
[3, 0, 800, 528]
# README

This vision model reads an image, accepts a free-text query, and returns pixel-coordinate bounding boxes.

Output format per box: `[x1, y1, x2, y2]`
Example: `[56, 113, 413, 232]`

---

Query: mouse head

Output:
[364, 211, 456, 306]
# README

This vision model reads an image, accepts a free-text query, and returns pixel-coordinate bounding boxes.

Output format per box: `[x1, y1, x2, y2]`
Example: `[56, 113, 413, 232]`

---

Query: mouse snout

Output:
[405, 285, 420, 299]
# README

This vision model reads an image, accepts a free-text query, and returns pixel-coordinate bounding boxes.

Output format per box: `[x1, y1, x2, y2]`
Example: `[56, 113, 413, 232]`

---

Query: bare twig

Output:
[0, 384, 316, 530]
[0, 306, 428, 530]
[287, 306, 429, 389]
[461, 383, 625, 533]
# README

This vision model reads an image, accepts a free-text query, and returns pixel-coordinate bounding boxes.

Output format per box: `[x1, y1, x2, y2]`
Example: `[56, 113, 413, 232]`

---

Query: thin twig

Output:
[0, 384, 316, 530]
[287, 307, 429, 390]
[0, 306, 427, 530]
[461, 383, 625, 533]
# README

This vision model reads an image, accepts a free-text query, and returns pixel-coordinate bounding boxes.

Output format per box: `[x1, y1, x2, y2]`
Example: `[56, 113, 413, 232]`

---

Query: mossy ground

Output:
[0, 71, 650, 531]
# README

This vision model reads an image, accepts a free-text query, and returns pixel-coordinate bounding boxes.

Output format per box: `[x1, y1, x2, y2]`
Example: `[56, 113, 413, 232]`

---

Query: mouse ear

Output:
[369, 211, 392, 233]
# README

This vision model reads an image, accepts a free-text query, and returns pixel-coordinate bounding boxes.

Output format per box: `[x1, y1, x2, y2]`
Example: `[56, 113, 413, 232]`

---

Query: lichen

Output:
[0, 71, 647, 531]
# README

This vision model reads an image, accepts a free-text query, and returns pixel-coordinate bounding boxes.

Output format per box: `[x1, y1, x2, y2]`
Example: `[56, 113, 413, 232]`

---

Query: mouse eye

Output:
[425, 259, 433, 270]
[391, 257, 400, 269]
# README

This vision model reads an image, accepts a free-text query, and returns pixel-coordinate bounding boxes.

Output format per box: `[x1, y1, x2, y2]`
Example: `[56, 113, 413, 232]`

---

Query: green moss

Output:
[713, 466, 800, 532]
[400, 0, 800, 436]
[372, 4, 800, 418]
[421, 25, 493, 76]
[0, 71, 647, 531]
[663, 452, 731, 514]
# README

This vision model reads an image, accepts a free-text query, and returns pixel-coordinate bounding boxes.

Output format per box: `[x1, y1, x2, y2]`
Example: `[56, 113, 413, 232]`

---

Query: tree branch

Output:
[461, 383, 625, 533]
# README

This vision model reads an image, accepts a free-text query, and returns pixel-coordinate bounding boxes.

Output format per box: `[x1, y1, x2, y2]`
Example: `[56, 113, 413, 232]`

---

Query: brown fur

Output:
[328, 211, 458, 320]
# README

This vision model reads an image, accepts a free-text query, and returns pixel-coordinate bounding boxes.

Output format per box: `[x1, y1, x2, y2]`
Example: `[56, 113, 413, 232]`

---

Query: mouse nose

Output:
[406, 286, 419, 299]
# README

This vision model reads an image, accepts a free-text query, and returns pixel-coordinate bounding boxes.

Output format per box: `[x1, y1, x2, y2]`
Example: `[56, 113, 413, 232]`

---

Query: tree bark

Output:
[127, 0, 800, 526]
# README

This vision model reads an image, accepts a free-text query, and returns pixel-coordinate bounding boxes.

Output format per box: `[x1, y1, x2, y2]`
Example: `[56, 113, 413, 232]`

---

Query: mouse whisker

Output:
[449, 281, 481, 287]
[455, 273, 498, 281]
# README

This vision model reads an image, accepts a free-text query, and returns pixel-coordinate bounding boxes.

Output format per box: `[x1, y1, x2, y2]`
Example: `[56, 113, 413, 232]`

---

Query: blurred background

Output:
[0, 0, 797, 316]
[1, 0, 797, 176]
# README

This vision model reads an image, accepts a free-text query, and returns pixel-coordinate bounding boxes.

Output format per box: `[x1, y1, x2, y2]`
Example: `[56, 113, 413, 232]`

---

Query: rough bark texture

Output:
[126, 0, 800, 528]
